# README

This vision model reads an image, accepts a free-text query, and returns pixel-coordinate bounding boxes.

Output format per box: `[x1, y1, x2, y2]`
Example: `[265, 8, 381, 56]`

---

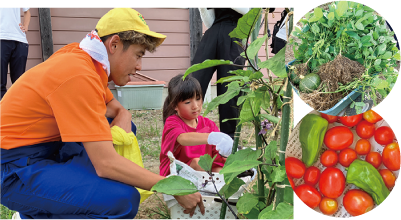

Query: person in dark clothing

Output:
[191, 8, 248, 139]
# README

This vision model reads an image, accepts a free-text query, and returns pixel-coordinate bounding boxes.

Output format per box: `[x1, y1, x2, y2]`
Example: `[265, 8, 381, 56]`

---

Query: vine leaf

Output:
[308, 7, 323, 23]
[335, 1, 349, 17]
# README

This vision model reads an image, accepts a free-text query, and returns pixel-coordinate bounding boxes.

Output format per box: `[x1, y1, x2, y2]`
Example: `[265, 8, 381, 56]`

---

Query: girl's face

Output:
[175, 95, 203, 123]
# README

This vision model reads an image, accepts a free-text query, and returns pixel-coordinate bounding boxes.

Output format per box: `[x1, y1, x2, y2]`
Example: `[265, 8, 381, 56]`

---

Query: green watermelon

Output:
[299, 73, 321, 93]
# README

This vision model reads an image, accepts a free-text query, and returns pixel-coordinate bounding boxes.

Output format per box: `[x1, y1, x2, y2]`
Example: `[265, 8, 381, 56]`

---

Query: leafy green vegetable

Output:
[291, 0, 399, 105]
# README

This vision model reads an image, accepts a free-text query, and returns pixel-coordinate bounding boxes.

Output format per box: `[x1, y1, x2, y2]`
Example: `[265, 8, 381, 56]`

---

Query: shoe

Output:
[12, 212, 21, 219]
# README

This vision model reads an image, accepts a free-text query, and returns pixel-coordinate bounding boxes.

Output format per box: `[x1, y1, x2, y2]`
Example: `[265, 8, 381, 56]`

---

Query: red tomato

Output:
[288, 177, 295, 190]
[295, 184, 322, 209]
[339, 148, 358, 167]
[320, 150, 338, 167]
[285, 157, 306, 178]
[382, 142, 400, 171]
[338, 114, 363, 127]
[319, 197, 338, 215]
[324, 126, 354, 150]
[319, 167, 345, 198]
[379, 169, 396, 189]
[321, 113, 338, 123]
[343, 189, 374, 216]
[355, 120, 375, 139]
[374, 126, 395, 145]
[363, 110, 383, 124]
[365, 152, 382, 168]
[355, 139, 371, 155]
[304, 166, 321, 186]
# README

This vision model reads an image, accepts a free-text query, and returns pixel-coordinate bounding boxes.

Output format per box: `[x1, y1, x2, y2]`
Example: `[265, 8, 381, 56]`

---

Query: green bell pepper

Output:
[299, 114, 328, 167]
[346, 159, 390, 205]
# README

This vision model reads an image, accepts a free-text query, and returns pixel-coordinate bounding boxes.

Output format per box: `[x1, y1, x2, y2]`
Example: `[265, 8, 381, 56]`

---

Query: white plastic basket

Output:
[170, 195, 238, 219]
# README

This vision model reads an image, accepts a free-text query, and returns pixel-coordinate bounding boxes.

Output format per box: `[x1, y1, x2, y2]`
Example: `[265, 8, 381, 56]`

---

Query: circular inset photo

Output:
[285, 1, 400, 116]
[285, 109, 399, 217]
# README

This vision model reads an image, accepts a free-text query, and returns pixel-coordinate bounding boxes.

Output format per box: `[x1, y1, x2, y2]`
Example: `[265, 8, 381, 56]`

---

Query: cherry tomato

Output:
[321, 113, 338, 123]
[355, 139, 371, 155]
[295, 184, 322, 209]
[338, 114, 363, 127]
[382, 142, 400, 171]
[374, 126, 395, 145]
[319, 197, 338, 215]
[365, 152, 382, 168]
[320, 150, 338, 167]
[355, 120, 376, 139]
[319, 167, 345, 199]
[324, 126, 354, 150]
[339, 148, 358, 167]
[285, 157, 306, 178]
[304, 166, 321, 186]
[379, 169, 396, 189]
[343, 189, 374, 216]
[363, 110, 383, 124]
[288, 177, 295, 190]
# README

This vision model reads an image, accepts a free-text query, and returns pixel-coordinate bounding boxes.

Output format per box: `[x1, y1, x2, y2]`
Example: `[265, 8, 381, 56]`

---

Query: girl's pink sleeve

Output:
[161, 116, 187, 155]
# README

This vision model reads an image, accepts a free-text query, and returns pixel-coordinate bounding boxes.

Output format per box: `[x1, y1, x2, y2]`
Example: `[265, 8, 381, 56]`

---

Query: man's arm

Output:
[20, 9, 31, 33]
[105, 98, 132, 133]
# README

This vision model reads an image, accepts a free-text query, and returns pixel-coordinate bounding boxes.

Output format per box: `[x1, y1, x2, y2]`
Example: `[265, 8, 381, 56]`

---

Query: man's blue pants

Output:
[1, 121, 140, 219]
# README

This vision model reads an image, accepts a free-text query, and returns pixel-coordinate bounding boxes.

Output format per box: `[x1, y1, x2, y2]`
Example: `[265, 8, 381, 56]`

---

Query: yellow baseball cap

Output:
[96, 8, 166, 47]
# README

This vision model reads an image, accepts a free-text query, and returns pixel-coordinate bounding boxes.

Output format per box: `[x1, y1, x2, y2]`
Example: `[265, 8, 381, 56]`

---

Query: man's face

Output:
[108, 42, 146, 86]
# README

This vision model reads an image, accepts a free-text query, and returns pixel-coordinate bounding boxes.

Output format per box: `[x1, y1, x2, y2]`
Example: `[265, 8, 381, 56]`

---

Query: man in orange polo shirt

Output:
[0, 8, 204, 219]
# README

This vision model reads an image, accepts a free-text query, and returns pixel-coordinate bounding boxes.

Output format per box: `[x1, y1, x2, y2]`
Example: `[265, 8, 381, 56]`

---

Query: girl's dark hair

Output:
[163, 74, 203, 124]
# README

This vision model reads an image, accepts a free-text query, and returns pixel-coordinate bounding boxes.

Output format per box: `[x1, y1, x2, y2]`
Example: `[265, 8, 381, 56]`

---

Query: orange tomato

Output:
[355, 139, 371, 155]
[379, 169, 396, 189]
[319, 197, 339, 215]
[363, 110, 383, 124]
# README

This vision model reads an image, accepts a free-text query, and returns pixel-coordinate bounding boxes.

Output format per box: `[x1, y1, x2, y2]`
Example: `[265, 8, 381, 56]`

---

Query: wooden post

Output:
[38, 8, 53, 61]
[189, 8, 202, 64]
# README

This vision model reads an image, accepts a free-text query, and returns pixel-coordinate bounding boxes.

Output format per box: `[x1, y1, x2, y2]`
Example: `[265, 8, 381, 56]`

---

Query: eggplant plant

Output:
[151, 8, 294, 219]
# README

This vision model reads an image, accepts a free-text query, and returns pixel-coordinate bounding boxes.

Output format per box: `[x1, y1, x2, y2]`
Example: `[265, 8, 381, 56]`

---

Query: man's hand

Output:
[174, 192, 205, 217]
[19, 23, 28, 33]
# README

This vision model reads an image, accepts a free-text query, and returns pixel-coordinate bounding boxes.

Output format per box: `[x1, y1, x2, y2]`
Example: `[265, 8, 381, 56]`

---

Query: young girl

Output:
[159, 74, 233, 176]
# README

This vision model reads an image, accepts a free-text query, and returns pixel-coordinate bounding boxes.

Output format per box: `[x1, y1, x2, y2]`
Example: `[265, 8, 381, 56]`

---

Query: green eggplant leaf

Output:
[229, 8, 262, 39]
[198, 154, 216, 172]
[219, 160, 262, 175]
[258, 47, 287, 77]
[247, 34, 268, 60]
[204, 81, 241, 115]
[219, 177, 245, 199]
[236, 193, 259, 214]
[183, 60, 232, 78]
[258, 202, 294, 219]
[151, 176, 198, 195]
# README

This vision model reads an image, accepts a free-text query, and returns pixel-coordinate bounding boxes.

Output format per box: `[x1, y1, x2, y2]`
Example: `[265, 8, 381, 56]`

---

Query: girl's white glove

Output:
[207, 132, 233, 157]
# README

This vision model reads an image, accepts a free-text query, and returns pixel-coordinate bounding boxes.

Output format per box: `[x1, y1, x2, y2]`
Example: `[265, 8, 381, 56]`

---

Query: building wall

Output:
[5, 8, 288, 92]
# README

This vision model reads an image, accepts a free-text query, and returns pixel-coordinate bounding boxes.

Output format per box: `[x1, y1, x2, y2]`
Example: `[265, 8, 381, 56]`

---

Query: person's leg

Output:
[190, 26, 219, 99]
[1, 40, 14, 99]
[216, 22, 246, 138]
[1, 142, 140, 219]
[9, 41, 28, 84]
[189, 158, 204, 171]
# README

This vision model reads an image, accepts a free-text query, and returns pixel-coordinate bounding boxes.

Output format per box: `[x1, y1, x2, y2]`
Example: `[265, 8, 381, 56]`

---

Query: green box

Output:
[115, 84, 164, 110]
